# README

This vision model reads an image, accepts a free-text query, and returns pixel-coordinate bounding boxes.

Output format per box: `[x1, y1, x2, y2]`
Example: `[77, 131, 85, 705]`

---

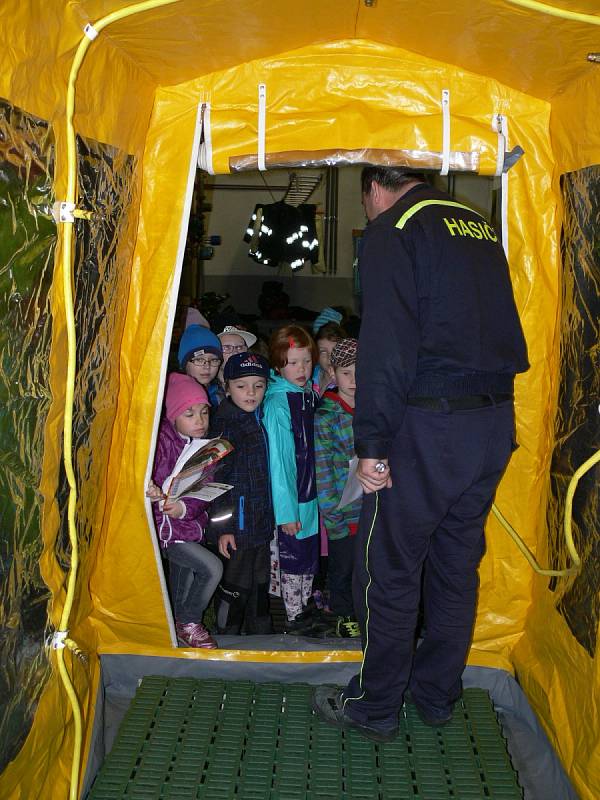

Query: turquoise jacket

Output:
[262, 371, 319, 539]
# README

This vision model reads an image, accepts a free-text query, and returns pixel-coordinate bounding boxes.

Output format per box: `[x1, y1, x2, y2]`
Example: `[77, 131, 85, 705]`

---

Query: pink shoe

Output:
[176, 621, 217, 649]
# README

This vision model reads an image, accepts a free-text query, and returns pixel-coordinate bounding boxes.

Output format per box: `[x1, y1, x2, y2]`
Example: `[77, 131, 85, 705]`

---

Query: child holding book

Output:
[147, 372, 223, 648]
[208, 352, 274, 635]
[314, 338, 362, 637]
[262, 325, 320, 628]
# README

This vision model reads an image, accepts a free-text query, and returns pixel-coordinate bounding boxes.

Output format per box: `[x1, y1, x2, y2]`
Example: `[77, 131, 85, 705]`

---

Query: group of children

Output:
[147, 310, 362, 648]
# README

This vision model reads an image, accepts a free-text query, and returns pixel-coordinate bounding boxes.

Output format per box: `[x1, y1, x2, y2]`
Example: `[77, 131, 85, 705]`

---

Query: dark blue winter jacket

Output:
[207, 398, 274, 549]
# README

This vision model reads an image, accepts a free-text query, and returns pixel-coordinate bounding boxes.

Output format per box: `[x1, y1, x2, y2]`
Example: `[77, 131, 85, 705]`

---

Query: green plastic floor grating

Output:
[88, 677, 523, 799]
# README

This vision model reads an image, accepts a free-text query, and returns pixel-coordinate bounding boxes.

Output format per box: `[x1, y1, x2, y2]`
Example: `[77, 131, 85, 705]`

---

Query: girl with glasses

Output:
[178, 324, 225, 407]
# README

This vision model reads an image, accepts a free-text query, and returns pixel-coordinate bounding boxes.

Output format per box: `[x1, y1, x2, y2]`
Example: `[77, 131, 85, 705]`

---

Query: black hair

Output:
[361, 166, 425, 195]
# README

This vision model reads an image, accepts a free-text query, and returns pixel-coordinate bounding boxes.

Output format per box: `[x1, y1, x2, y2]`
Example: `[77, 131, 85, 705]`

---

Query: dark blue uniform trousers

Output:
[342, 400, 516, 726]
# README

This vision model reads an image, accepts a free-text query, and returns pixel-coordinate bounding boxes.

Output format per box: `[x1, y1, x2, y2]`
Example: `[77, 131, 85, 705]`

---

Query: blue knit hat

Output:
[178, 324, 223, 368]
[312, 306, 343, 334]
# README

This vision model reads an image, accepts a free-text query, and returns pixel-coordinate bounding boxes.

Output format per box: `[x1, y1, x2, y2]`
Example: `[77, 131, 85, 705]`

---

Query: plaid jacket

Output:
[314, 391, 361, 540]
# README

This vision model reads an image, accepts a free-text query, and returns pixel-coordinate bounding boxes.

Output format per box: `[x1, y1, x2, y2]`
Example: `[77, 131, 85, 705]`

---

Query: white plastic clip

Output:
[52, 201, 93, 223]
[49, 630, 68, 650]
[52, 201, 76, 224]
[257, 83, 267, 172]
[440, 89, 451, 176]
[84, 23, 99, 41]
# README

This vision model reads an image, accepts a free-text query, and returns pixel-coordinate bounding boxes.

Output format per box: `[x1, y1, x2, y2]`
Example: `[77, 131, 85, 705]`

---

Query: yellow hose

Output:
[562, 448, 599, 566]
[492, 505, 576, 577]
[492, 448, 599, 577]
[504, 0, 600, 26]
[57, 2, 181, 798]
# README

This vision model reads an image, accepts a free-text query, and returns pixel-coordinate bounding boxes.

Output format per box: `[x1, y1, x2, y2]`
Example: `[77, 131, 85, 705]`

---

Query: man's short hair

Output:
[361, 166, 424, 195]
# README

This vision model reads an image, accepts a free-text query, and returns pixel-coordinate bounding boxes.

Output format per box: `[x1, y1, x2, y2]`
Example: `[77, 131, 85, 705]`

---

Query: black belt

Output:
[407, 393, 513, 411]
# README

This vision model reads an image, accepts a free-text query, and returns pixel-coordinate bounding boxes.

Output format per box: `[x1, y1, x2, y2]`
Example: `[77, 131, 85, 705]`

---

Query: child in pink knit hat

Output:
[146, 373, 223, 648]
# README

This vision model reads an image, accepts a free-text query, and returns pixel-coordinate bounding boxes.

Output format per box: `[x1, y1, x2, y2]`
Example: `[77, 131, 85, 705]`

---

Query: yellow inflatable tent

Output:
[0, 0, 598, 797]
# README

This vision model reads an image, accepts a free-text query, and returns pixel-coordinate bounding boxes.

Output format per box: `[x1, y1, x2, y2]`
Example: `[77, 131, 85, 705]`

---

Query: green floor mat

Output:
[88, 677, 522, 799]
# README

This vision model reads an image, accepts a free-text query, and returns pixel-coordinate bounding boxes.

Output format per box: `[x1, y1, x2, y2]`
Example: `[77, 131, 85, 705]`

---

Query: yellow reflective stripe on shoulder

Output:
[395, 199, 483, 230]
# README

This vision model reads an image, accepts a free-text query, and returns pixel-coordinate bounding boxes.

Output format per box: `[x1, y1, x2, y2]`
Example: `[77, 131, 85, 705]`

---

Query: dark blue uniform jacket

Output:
[354, 183, 529, 460]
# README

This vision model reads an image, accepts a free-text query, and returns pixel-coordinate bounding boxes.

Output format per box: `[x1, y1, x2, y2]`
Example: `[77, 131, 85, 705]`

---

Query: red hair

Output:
[268, 325, 318, 370]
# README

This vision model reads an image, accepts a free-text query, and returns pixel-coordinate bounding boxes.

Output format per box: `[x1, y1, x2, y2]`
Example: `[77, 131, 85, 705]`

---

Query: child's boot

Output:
[176, 621, 217, 648]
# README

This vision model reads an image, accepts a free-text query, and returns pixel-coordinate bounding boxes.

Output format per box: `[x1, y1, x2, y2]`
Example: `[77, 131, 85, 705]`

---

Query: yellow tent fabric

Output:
[0, 1, 598, 797]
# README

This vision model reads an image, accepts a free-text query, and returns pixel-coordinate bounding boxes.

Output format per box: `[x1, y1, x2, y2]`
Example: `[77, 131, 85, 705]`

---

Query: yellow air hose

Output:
[56, 2, 181, 798]
[493, 447, 599, 577]
[505, 0, 600, 26]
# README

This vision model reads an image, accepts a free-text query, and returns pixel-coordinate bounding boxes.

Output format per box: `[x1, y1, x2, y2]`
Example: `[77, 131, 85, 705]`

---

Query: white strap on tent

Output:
[257, 82, 267, 172]
[492, 113, 506, 177]
[500, 161, 509, 259]
[197, 102, 214, 174]
[440, 89, 451, 176]
[492, 114, 509, 257]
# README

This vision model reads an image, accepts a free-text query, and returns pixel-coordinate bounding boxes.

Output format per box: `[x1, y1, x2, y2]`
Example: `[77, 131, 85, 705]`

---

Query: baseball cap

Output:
[224, 352, 270, 382]
[217, 325, 257, 348]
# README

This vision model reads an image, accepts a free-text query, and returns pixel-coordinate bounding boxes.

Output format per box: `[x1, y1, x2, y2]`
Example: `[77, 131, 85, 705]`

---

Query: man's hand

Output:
[218, 534, 237, 558]
[357, 458, 392, 494]
[280, 521, 302, 536]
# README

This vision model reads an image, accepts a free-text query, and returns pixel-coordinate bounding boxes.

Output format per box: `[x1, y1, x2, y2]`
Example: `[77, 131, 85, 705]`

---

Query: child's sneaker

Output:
[336, 616, 361, 638]
[176, 621, 217, 649]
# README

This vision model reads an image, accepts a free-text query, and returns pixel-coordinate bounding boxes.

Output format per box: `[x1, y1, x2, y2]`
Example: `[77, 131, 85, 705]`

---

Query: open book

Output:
[161, 437, 234, 503]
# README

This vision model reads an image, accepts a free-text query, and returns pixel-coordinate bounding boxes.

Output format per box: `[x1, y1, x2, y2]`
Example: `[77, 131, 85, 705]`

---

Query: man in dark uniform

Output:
[313, 166, 529, 741]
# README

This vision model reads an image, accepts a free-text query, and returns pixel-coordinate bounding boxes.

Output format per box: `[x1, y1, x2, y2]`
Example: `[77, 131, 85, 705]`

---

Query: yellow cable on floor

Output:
[492, 448, 599, 578]
[57, 2, 181, 799]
